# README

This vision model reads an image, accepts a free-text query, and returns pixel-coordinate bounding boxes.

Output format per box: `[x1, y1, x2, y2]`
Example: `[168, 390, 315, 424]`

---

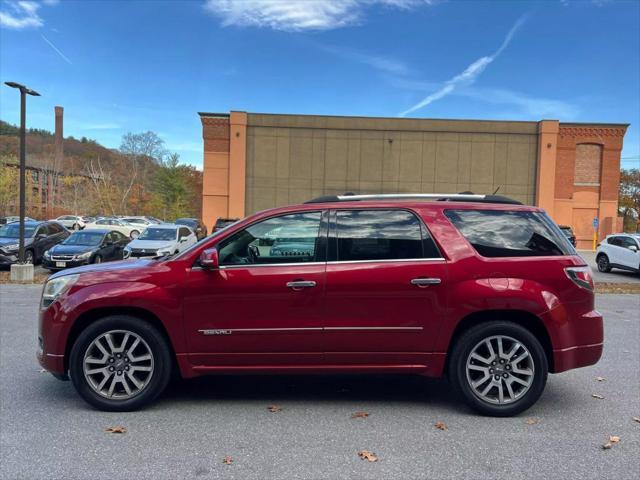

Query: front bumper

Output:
[42, 258, 90, 270]
[0, 252, 19, 265]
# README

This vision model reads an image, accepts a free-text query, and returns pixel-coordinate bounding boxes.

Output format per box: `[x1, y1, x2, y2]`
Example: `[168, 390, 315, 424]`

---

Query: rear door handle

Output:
[411, 277, 441, 287]
[286, 280, 317, 290]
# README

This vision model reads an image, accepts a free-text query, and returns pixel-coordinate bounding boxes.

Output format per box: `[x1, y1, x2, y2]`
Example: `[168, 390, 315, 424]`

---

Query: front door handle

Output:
[411, 277, 441, 287]
[286, 280, 317, 290]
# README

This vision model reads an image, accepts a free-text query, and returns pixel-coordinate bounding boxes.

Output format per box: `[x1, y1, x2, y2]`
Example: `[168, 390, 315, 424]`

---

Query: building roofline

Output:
[244, 111, 542, 125]
[559, 121, 630, 128]
[198, 112, 230, 118]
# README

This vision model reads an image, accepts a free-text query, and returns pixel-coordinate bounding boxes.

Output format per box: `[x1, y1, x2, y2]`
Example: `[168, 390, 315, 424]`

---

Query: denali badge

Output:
[198, 329, 232, 336]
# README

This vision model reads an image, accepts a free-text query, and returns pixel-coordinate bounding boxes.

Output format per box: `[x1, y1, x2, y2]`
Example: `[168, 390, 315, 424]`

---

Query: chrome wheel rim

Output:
[83, 330, 154, 400]
[465, 335, 534, 405]
[94, 256, 102, 264]
[130, 231, 139, 239]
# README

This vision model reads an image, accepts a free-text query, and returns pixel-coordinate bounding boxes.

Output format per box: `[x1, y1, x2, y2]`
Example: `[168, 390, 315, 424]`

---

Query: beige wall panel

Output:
[346, 135, 361, 181]
[471, 141, 495, 184]
[325, 138, 348, 181]
[383, 134, 400, 182]
[289, 137, 313, 178]
[506, 142, 531, 185]
[253, 135, 277, 179]
[493, 142, 508, 186]
[458, 141, 472, 184]
[435, 142, 459, 184]
[421, 141, 437, 184]
[311, 137, 326, 180]
[360, 139, 384, 182]
[399, 141, 422, 182]
[276, 136, 290, 179]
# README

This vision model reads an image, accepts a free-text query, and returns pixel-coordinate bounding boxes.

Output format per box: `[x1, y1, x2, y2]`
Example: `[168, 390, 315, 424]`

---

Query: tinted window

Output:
[335, 210, 435, 261]
[96, 219, 110, 225]
[219, 212, 321, 266]
[620, 237, 639, 249]
[607, 236, 622, 247]
[48, 223, 63, 234]
[63, 231, 105, 246]
[444, 209, 573, 257]
[179, 227, 190, 239]
[138, 228, 177, 241]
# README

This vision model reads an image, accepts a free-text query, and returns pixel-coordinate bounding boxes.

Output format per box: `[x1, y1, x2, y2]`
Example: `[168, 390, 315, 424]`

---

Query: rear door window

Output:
[444, 209, 573, 257]
[334, 210, 440, 261]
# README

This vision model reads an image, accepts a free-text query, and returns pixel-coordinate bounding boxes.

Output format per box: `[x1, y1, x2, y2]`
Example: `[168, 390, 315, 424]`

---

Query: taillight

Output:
[565, 266, 594, 291]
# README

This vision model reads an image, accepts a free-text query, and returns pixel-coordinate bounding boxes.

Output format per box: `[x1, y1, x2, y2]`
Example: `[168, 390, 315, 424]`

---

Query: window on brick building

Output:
[574, 144, 602, 186]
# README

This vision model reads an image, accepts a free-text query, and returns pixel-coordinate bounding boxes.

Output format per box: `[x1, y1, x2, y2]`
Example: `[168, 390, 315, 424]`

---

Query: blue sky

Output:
[0, 0, 638, 169]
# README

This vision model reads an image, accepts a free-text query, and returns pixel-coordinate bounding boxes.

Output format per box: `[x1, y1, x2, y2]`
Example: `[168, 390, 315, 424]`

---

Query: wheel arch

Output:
[444, 309, 554, 374]
[64, 306, 178, 375]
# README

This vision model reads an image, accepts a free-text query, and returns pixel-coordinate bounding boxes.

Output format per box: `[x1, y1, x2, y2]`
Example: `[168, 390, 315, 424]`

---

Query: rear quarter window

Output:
[444, 209, 574, 257]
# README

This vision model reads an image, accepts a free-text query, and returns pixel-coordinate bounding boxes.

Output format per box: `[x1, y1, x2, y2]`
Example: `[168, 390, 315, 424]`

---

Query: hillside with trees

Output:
[0, 120, 202, 220]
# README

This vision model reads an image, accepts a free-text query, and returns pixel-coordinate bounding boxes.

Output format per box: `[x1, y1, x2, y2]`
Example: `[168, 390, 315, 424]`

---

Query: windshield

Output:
[138, 227, 177, 241]
[0, 224, 36, 238]
[62, 231, 105, 246]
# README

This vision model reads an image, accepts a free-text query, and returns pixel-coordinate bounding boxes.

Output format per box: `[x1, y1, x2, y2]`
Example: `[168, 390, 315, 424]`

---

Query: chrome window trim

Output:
[324, 326, 423, 331]
[327, 258, 445, 265]
[198, 327, 422, 335]
[218, 261, 326, 269]
[214, 257, 446, 270]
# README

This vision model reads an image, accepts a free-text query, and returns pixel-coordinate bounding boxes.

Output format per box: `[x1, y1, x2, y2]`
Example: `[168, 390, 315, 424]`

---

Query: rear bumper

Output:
[551, 309, 604, 373]
[0, 252, 18, 265]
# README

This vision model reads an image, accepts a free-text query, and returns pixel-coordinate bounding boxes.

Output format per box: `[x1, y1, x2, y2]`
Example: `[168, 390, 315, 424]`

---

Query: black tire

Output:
[93, 255, 102, 264]
[73, 223, 80, 231]
[24, 249, 34, 264]
[69, 315, 172, 411]
[130, 230, 139, 239]
[596, 254, 611, 273]
[448, 321, 548, 417]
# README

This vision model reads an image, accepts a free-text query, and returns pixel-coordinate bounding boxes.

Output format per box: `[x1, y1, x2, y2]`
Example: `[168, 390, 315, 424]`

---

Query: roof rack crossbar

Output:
[304, 193, 522, 205]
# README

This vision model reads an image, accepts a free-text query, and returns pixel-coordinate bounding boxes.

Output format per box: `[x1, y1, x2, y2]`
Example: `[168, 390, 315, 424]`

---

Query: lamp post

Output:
[4, 82, 40, 277]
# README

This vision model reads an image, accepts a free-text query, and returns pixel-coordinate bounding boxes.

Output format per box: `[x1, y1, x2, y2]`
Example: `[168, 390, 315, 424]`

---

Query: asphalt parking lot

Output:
[0, 285, 638, 480]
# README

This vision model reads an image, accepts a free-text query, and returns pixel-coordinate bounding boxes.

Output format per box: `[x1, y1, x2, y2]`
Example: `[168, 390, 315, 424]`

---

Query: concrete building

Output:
[199, 112, 628, 249]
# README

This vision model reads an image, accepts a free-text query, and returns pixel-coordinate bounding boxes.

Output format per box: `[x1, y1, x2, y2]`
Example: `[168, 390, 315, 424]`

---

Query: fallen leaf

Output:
[351, 412, 370, 419]
[595, 376, 606, 382]
[105, 426, 126, 434]
[609, 435, 620, 444]
[601, 442, 612, 450]
[526, 418, 539, 425]
[434, 421, 448, 431]
[267, 405, 282, 413]
[633, 417, 640, 423]
[591, 394, 605, 400]
[357, 450, 378, 462]
[222, 456, 233, 465]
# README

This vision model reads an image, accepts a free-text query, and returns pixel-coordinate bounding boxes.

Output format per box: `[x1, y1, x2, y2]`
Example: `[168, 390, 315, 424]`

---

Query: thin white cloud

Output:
[318, 44, 409, 75]
[0, 1, 43, 29]
[41, 33, 72, 64]
[204, 0, 434, 32]
[399, 14, 528, 117]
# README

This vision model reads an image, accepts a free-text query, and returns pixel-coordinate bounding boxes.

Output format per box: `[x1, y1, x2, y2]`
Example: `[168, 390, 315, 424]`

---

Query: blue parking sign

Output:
[593, 217, 598, 228]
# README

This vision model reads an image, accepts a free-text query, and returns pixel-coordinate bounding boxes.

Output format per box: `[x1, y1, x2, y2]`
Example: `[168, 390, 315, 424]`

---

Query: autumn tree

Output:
[619, 168, 640, 232]
[0, 160, 18, 216]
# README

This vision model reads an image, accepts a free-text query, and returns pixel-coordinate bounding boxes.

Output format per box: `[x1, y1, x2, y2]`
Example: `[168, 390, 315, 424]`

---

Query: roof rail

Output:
[304, 193, 523, 205]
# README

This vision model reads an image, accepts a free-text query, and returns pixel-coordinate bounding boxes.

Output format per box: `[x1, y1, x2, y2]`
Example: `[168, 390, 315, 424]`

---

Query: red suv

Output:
[38, 194, 603, 416]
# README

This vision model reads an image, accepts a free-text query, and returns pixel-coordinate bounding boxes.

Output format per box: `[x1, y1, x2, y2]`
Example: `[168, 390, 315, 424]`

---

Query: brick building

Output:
[199, 112, 628, 249]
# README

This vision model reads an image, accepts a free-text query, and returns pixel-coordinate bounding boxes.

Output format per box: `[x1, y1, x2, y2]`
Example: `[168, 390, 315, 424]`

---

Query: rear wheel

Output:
[130, 230, 139, 239]
[597, 254, 611, 273]
[449, 321, 548, 416]
[24, 249, 34, 264]
[93, 255, 102, 264]
[73, 223, 80, 231]
[69, 315, 172, 411]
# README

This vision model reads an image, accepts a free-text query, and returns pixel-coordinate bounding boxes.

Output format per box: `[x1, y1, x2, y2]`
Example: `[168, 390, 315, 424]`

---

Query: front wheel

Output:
[24, 249, 34, 264]
[93, 255, 102, 264]
[73, 223, 80, 231]
[448, 321, 548, 417]
[130, 230, 139, 239]
[69, 315, 172, 411]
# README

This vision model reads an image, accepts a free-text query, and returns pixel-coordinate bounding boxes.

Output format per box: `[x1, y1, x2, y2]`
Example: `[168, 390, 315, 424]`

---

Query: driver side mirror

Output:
[629, 245, 638, 252]
[199, 247, 219, 269]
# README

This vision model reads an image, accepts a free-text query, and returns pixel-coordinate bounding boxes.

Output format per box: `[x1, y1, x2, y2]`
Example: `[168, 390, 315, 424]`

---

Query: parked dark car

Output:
[175, 218, 208, 240]
[0, 220, 69, 266]
[213, 217, 239, 233]
[558, 225, 577, 247]
[42, 229, 130, 271]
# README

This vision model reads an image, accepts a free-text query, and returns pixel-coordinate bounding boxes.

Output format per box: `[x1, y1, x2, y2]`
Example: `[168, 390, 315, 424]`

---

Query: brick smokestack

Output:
[54, 106, 63, 169]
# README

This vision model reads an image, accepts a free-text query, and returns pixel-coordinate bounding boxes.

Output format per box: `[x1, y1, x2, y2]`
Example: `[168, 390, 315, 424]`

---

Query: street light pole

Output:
[4, 82, 40, 265]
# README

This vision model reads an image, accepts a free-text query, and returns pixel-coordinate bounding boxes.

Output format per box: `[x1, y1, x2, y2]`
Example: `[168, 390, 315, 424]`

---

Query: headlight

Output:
[43, 250, 51, 259]
[2, 243, 19, 252]
[74, 251, 92, 260]
[156, 248, 171, 256]
[123, 247, 131, 259]
[41, 274, 79, 309]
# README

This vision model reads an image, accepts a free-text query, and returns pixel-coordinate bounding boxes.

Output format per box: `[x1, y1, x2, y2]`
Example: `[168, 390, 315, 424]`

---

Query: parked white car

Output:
[596, 234, 640, 274]
[53, 215, 86, 230]
[123, 224, 196, 258]
[84, 218, 144, 239]
[120, 217, 157, 229]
